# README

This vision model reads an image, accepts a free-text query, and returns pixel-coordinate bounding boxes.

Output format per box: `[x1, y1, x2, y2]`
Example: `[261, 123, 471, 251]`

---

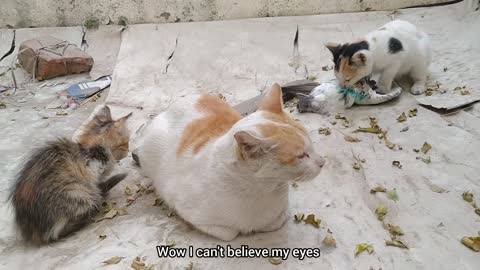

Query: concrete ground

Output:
[1, 1, 480, 269]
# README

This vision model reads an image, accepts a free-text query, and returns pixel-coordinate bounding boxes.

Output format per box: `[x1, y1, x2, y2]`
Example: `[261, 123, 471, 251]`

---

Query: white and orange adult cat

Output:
[137, 84, 325, 241]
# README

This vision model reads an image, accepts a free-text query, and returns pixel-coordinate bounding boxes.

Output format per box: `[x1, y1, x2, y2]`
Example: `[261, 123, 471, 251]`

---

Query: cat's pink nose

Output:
[315, 157, 326, 168]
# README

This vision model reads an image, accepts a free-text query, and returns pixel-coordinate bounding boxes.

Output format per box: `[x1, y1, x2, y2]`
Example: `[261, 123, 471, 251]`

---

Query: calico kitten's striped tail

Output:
[356, 87, 402, 105]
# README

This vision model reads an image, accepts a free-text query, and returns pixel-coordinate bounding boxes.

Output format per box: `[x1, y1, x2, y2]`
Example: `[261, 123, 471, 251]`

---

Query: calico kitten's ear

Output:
[94, 106, 113, 123]
[352, 51, 368, 66]
[234, 131, 267, 159]
[116, 112, 133, 124]
[325, 42, 341, 57]
[259, 83, 283, 114]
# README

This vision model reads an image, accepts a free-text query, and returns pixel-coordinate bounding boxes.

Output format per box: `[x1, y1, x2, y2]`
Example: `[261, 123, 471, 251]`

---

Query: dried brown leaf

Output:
[131, 257, 146, 270]
[421, 142, 432, 154]
[268, 258, 283, 265]
[353, 162, 361, 170]
[125, 186, 133, 196]
[318, 127, 331, 136]
[344, 135, 361, 142]
[185, 262, 194, 270]
[322, 233, 337, 248]
[116, 208, 128, 216]
[384, 224, 404, 236]
[304, 214, 321, 228]
[153, 198, 163, 206]
[354, 127, 382, 134]
[322, 65, 333, 71]
[0, 103, 6, 109]
[397, 112, 407, 122]
[392, 160, 402, 169]
[99, 234, 107, 240]
[417, 156, 431, 164]
[102, 256, 124, 265]
[386, 239, 408, 249]
[370, 185, 387, 194]
[408, 108, 418, 117]
[461, 236, 480, 252]
[291, 182, 299, 188]
[294, 213, 304, 223]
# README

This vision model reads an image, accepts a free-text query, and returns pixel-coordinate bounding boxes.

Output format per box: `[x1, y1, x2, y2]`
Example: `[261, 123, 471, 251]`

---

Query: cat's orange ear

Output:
[234, 131, 266, 159]
[259, 83, 283, 114]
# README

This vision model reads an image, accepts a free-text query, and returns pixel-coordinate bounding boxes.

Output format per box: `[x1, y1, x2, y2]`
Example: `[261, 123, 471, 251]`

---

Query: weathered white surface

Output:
[1, 2, 480, 270]
[0, 0, 453, 28]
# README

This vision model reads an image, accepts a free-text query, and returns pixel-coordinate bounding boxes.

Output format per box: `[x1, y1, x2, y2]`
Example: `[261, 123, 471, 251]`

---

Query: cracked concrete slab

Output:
[1, 1, 480, 270]
[84, 26, 124, 80]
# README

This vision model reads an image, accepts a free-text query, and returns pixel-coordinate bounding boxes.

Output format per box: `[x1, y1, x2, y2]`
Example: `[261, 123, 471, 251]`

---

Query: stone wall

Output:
[1, 0, 453, 28]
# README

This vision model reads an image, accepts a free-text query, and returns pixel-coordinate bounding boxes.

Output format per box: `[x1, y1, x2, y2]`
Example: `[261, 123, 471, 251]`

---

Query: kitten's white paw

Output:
[410, 84, 425, 95]
[196, 225, 239, 241]
[259, 211, 288, 232]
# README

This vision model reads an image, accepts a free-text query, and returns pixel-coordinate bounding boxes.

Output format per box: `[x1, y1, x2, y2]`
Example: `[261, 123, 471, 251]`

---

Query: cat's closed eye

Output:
[297, 152, 310, 159]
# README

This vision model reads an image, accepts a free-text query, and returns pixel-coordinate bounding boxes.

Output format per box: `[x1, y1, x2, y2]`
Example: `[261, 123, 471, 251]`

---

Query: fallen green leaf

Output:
[304, 214, 321, 228]
[102, 256, 124, 265]
[0, 103, 6, 109]
[268, 258, 283, 265]
[386, 239, 408, 249]
[421, 142, 432, 154]
[387, 189, 399, 202]
[461, 236, 480, 252]
[375, 205, 388, 221]
[397, 112, 407, 122]
[370, 185, 387, 194]
[463, 191, 474, 203]
[355, 243, 374, 257]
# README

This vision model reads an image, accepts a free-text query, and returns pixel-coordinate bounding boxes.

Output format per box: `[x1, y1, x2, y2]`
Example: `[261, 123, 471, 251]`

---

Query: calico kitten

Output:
[326, 20, 431, 95]
[297, 78, 402, 114]
[137, 84, 325, 241]
[9, 106, 132, 244]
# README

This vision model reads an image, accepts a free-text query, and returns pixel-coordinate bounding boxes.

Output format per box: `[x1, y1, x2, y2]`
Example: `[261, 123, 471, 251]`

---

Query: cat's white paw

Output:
[259, 211, 288, 232]
[196, 225, 239, 241]
[410, 83, 425, 95]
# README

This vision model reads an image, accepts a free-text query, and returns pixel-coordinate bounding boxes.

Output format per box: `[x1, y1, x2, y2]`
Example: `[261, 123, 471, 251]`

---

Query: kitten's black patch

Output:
[330, 41, 369, 71]
[85, 145, 110, 165]
[388, 37, 403, 54]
